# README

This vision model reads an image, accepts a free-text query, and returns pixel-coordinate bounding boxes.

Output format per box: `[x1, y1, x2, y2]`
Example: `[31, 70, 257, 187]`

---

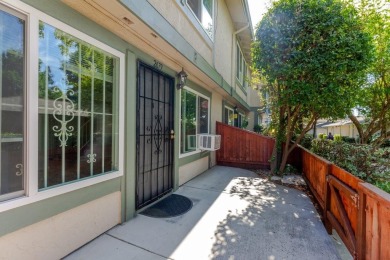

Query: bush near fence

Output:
[311, 139, 390, 193]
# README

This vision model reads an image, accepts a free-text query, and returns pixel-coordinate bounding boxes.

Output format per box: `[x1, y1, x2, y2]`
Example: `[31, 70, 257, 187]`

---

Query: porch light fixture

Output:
[177, 68, 188, 90]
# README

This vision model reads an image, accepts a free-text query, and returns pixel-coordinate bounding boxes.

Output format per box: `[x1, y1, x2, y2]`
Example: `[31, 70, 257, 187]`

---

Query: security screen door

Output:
[136, 61, 174, 209]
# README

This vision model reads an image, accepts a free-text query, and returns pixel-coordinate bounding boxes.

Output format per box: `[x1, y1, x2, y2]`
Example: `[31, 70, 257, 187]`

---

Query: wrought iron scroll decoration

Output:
[153, 114, 163, 154]
[52, 87, 75, 147]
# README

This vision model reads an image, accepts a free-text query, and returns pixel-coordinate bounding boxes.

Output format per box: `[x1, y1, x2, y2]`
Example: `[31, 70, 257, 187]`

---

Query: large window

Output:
[236, 42, 247, 87]
[224, 106, 234, 126]
[180, 88, 209, 155]
[187, 0, 214, 39]
[0, 7, 25, 201]
[0, 2, 124, 205]
[38, 22, 119, 189]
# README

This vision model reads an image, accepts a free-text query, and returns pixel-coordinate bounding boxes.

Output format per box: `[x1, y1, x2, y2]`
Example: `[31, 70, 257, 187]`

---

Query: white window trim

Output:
[0, 0, 125, 213]
[224, 106, 234, 126]
[238, 112, 245, 127]
[185, 0, 214, 41]
[236, 42, 247, 86]
[179, 86, 210, 158]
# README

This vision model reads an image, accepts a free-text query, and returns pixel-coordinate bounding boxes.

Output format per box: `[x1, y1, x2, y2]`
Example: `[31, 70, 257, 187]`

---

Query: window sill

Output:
[0, 171, 123, 213]
[179, 149, 202, 159]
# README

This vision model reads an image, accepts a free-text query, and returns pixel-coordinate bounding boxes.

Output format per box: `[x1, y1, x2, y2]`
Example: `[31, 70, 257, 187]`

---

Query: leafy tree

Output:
[2, 49, 24, 98]
[348, 0, 390, 146]
[252, 0, 373, 174]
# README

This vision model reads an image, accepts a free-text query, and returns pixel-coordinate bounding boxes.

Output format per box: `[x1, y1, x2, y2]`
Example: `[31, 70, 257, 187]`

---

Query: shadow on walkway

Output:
[66, 166, 340, 260]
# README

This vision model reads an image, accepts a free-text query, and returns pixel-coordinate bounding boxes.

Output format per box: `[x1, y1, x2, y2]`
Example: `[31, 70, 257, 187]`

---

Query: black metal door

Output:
[136, 61, 174, 209]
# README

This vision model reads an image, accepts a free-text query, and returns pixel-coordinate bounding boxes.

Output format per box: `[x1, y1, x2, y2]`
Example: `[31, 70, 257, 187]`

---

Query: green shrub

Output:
[341, 136, 356, 143]
[300, 134, 313, 149]
[334, 134, 342, 142]
[311, 139, 390, 193]
[318, 133, 326, 139]
[241, 117, 249, 129]
[381, 139, 390, 148]
[253, 124, 263, 133]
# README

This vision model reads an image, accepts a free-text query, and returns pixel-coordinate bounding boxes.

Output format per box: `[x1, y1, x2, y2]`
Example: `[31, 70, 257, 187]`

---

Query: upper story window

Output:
[187, 0, 214, 39]
[180, 87, 210, 156]
[236, 42, 247, 88]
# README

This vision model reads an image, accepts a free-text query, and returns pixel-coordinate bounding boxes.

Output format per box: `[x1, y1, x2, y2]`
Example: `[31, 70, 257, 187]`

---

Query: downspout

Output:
[231, 24, 249, 96]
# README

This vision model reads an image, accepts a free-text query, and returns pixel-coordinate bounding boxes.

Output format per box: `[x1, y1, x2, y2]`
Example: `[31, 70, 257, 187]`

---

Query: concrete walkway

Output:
[65, 166, 341, 260]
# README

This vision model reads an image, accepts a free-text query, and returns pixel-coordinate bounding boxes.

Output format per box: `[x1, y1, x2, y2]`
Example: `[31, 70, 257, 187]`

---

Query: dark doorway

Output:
[136, 61, 174, 209]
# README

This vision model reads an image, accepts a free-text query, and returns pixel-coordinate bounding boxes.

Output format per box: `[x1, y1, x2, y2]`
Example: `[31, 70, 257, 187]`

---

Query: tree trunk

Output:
[270, 144, 278, 173]
[279, 148, 290, 175]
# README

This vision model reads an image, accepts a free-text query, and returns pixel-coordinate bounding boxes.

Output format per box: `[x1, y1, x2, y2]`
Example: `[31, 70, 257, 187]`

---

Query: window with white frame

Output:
[224, 106, 234, 126]
[238, 113, 244, 128]
[236, 42, 247, 87]
[180, 88, 209, 155]
[38, 22, 119, 189]
[0, 2, 123, 203]
[187, 0, 214, 39]
[0, 7, 26, 201]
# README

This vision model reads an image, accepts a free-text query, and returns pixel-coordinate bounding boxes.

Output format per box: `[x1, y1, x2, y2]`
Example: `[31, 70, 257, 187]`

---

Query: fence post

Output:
[356, 183, 366, 260]
[323, 163, 332, 234]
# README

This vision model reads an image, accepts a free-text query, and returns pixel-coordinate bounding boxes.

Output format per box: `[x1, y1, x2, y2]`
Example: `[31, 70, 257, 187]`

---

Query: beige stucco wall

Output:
[247, 87, 261, 107]
[210, 91, 223, 166]
[179, 157, 209, 186]
[0, 192, 121, 260]
[235, 85, 246, 102]
[247, 111, 255, 132]
[148, 0, 212, 65]
[214, 0, 235, 86]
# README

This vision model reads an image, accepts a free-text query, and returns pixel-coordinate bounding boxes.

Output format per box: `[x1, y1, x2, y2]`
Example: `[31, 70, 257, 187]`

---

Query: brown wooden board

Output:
[216, 122, 274, 169]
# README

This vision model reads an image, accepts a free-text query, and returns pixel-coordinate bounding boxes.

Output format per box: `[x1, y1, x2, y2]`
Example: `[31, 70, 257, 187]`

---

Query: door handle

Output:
[170, 130, 175, 140]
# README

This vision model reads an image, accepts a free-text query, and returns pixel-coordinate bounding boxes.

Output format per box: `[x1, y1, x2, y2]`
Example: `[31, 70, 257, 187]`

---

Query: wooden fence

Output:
[216, 122, 275, 169]
[215, 122, 390, 259]
[289, 146, 390, 260]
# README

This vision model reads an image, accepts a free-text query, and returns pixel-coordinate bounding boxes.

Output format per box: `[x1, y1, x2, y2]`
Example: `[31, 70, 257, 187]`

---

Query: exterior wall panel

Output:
[214, 0, 235, 86]
[179, 157, 209, 186]
[148, 0, 213, 64]
[0, 192, 121, 260]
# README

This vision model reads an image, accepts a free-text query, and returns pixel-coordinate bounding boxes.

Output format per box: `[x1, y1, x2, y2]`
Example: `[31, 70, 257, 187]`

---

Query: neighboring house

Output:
[246, 85, 271, 131]
[0, 0, 256, 258]
[310, 117, 365, 138]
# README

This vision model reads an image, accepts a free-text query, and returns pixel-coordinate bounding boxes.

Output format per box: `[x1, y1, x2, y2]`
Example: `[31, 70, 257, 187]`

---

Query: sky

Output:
[247, 0, 272, 30]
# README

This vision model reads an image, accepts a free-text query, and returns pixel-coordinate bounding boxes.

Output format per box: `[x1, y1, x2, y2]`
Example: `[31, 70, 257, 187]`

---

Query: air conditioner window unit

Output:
[198, 134, 221, 151]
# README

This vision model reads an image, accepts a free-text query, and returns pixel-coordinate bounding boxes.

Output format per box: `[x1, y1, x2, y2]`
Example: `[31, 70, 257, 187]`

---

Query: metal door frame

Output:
[136, 61, 174, 209]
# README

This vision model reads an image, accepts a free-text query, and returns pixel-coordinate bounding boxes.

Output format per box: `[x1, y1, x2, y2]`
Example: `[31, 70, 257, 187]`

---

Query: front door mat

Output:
[140, 194, 193, 218]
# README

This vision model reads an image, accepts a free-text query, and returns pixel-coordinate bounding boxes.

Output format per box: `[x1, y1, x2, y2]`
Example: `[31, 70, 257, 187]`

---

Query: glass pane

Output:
[0, 9, 25, 198]
[198, 97, 208, 134]
[180, 90, 197, 153]
[224, 108, 229, 124]
[188, 0, 201, 20]
[38, 21, 118, 189]
[188, 0, 213, 38]
[104, 115, 114, 172]
[202, 0, 213, 37]
[236, 45, 240, 78]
